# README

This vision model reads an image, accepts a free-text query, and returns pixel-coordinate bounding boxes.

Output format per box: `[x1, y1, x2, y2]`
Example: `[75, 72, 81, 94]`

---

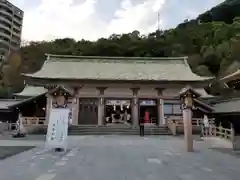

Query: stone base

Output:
[233, 136, 240, 151]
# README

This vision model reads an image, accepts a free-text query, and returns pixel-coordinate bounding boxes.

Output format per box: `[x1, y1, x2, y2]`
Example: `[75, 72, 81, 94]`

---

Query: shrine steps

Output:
[28, 125, 171, 136]
[68, 125, 171, 136]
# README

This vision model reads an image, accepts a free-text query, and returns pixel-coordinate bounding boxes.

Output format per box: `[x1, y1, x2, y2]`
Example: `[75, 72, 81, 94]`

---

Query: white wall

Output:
[162, 88, 182, 96]
[77, 87, 98, 97]
[104, 88, 132, 97]
[138, 88, 157, 97]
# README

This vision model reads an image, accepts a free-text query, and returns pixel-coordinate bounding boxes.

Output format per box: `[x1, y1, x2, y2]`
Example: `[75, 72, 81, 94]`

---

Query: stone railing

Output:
[202, 125, 234, 141]
[22, 117, 45, 125]
[174, 118, 202, 127]
[201, 124, 240, 150]
[166, 116, 214, 135]
[167, 119, 177, 136]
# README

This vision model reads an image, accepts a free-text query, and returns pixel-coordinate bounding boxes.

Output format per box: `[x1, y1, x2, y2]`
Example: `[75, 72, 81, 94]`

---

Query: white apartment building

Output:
[0, 0, 23, 59]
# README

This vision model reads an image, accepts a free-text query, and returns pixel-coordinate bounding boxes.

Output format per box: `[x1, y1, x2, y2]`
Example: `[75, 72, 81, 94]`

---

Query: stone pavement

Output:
[0, 135, 240, 180]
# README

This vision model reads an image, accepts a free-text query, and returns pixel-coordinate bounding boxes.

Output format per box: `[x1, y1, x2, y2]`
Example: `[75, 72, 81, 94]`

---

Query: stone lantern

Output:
[179, 86, 201, 152]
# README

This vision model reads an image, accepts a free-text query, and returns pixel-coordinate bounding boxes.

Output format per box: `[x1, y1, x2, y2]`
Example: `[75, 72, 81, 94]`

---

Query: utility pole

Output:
[157, 12, 160, 31]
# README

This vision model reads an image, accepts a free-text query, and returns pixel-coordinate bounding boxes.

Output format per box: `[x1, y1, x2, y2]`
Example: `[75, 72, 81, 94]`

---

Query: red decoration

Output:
[144, 111, 150, 123]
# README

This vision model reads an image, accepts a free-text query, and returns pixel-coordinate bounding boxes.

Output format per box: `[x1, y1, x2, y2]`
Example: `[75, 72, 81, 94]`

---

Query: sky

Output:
[10, 0, 224, 42]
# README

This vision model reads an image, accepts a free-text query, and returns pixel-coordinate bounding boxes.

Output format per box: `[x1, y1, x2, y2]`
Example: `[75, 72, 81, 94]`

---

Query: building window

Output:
[164, 104, 173, 114]
[164, 103, 182, 115]
[173, 104, 181, 114]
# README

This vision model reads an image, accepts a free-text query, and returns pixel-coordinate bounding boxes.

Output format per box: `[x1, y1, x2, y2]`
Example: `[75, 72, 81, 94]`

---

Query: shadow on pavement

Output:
[210, 147, 240, 158]
[0, 146, 35, 160]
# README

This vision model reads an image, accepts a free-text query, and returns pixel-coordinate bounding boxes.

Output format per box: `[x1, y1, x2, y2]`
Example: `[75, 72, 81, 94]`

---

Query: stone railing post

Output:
[36, 117, 39, 125]
[219, 124, 222, 138]
[230, 123, 235, 142]
[172, 120, 177, 136]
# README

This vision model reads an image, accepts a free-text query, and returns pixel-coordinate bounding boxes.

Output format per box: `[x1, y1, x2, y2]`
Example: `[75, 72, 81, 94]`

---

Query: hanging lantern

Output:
[179, 86, 200, 110]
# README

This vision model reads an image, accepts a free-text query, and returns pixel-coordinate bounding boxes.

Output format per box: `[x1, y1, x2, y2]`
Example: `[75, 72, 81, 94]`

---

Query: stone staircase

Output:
[28, 124, 171, 136]
[68, 124, 171, 135]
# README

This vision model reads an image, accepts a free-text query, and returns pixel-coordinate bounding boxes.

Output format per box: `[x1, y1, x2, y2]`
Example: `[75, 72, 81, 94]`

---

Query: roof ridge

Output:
[45, 54, 188, 62]
[214, 97, 240, 103]
[0, 99, 22, 101]
[221, 68, 240, 81]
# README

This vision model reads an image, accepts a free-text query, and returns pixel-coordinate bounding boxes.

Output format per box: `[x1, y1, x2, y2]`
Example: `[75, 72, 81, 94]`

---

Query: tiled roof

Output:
[194, 88, 214, 98]
[213, 98, 240, 113]
[221, 69, 240, 82]
[14, 86, 47, 97]
[0, 99, 22, 109]
[23, 54, 213, 82]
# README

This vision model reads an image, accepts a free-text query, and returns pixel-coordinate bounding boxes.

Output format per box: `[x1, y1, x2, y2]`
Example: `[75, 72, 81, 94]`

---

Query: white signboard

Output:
[140, 100, 156, 106]
[45, 108, 70, 151]
[106, 100, 130, 106]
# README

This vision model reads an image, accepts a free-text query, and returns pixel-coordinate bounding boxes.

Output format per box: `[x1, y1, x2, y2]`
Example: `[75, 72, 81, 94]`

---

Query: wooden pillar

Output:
[71, 98, 79, 125]
[72, 87, 80, 125]
[183, 108, 193, 151]
[131, 88, 139, 128]
[45, 95, 52, 125]
[156, 88, 165, 126]
[179, 87, 199, 152]
[97, 87, 106, 126]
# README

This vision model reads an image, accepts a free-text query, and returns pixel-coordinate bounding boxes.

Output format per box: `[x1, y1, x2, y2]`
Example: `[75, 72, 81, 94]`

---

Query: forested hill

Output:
[0, 0, 239, 97]
[178, 0, 240, 27]
[198, 0, 240, 23]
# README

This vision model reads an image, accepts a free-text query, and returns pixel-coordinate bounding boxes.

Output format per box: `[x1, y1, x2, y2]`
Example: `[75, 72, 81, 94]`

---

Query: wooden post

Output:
[155, 88, 165, 126]
[179, 86, 200, 152]
[45, 95, 52, 125]
[72, 87, 81, 125]
[230, 123, 235, 142]
[97, 87, 106, 126]
[131, 88, 139, 128]
[219, 124, 222, 138]
[182, 108, 193, 152]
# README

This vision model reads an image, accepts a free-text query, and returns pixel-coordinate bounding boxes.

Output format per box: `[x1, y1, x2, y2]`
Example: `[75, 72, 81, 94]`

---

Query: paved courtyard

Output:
[0, 135, 240, 180]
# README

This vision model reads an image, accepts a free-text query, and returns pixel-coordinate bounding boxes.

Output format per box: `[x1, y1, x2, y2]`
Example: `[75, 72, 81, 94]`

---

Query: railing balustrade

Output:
[202, 124, 234, 141]
[166, 116, 215, 136]
[22, 117, 45, 125]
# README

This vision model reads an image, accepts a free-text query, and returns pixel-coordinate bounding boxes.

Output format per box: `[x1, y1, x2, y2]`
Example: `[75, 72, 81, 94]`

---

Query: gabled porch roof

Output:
[14, 85, 47, 97]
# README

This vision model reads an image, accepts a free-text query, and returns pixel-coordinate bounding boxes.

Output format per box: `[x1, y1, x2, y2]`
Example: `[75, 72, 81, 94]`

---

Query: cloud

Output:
[107, 0, 165, 34]
[20, 0, 105, 41]
[10, 0, 225, 42]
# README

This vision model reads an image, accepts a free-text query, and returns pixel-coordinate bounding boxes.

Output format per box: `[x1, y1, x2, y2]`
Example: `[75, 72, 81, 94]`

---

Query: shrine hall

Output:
[11, 54, 214, 127]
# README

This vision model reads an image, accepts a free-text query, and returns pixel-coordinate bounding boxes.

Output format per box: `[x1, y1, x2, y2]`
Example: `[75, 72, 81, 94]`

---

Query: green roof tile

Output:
[213, 98, 240, 113]
[14, 85, 47, 97]
[23, 54, 213, 81]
